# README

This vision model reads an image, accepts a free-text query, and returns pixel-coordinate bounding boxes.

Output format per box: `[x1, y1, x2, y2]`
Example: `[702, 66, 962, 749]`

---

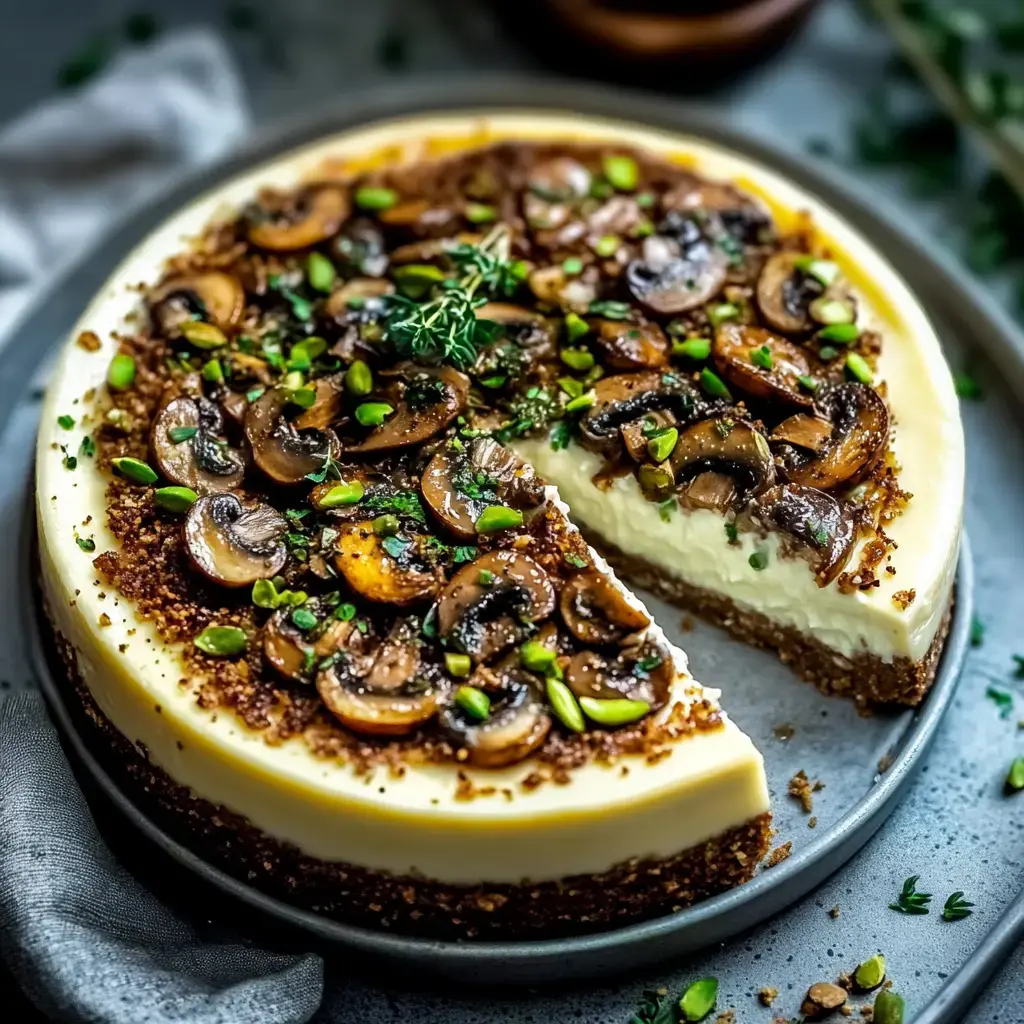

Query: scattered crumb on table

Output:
[765, 841, 793, 868]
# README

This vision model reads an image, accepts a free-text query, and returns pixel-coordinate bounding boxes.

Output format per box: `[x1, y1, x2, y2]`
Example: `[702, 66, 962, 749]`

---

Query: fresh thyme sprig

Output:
[942, 890, 975, 921]
[889, 875, 933, 915]
[385, 224, 525, 369]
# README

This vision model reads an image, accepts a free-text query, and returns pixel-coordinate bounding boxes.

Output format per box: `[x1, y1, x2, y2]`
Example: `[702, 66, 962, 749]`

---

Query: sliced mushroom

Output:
[565, 640, 673, 709]
[333, 521, 443, 605]
[244, 388, 339, 485]
[591, 318, 669, 371]
[151, 396, 245, 494]
[264, 609, 350, 683]
[439, 668, 551, 768]
[527, 265, 598, 312]
[475, 303, 558, 361]
[560, 571, 650, 645]
[776, 383, 889, 490]
[770, 413, 834, 453]
[745, 484, 857, 586]
[756, 252, 824, 335]
[621, 411, 674, 462]
[330, 218, 388, 277]
[661, 181, 772, 246]
[342, 364, 469, 454]
[626, 229, 728, 314]
[678, 470, 739, 512]
[316, 618, 443, 736]
[438, 551, 555, 663]
[247, 184, 350, 251]
[579, 371, 721, 458]
[421, 437, 545, 540]
[293, 375, 345, 431]
[184, 494, 287, 587]
[523, 156, 591, 231]
[713, 323, 815, 407]
[150, 272, 245, 336]
[667, 417, 775, 511]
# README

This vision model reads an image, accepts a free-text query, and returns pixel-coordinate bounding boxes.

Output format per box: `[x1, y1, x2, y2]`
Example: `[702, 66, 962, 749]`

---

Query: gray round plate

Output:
[18, 79, 974, 986]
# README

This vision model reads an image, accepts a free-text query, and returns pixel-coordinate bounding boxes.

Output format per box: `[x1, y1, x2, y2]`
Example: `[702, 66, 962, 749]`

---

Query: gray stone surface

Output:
[3, 0, 1024, 1021]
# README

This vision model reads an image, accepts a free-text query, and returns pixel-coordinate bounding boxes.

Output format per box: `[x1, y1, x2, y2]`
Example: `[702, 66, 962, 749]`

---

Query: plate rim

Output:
[16, 77, 977, 982]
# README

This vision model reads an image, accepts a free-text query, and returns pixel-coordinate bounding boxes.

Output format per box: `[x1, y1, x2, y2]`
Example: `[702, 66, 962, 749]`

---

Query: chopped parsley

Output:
[953, 371, 983, 400]
[658, 499, 674, 523]
[1013, 654, 1024, 677]
[725, 522, 738, 544]
[970, 615, 985, 647]
[80, 435, 96, 458]
[57, 415, 75, 430]
[405, 375, 448, 410]
[452, 468, 498, 502]
[497, 387, 559, 442]
[452, 545, 478, 564]
[363, 491, 427, 524]
[565, 553, 589, 569]
[268, 274, 314, 322]
[987, 686, 1014, 719]
[549, 419, 574, 451]
[76, 536, 96, 552]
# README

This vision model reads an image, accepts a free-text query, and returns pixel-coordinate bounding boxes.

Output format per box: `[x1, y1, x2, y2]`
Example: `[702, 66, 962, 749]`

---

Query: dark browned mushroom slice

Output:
[184, 494, 287, 587]
[565, 639, 673, 708]
[776, 383, 889, 490]
[246, 184, 350, 251]
[661, 182, 772, 247]
[151, 396, 245, 494]
[293, 375, 345, 431]
[263, 610, 350, 683]
[342, 364, 469, 454]
[667, 417, 775, 512]
[591, 318, 669, 371]
[438, 551, 556, 663]
[744, 484, 857, 586]
[316, 618, 443, 736]
[756, 252, 825, 334]
[621, 411, 675, 462]
[677, 470, 738, 511]
[330, 218, 389, 277]
[626, 230, 728, 315]
[579, 371, 722, 458]
[713, 323, 815, 407]
[523, 156, 591, 230]
[474, 303, 558, 362]
[438, 668, 551, 768]
[333, 521, 443, 605]
[324, 278, 394, 323]
[150, 272, 245, 336]
[244, 388, 339, 485]
[421, 437, 545, 540]
[770, 413, 834, 453]
[560, 571, 650, 645]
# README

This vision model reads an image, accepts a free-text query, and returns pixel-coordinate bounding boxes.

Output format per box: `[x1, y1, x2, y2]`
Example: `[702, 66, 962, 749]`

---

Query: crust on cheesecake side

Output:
[46, 612, 770, 940]
[586, 530, 954, 708]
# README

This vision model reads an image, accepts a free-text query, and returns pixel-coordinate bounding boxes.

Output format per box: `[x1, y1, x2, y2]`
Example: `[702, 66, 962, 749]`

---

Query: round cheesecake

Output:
[36, 111, 962, 938]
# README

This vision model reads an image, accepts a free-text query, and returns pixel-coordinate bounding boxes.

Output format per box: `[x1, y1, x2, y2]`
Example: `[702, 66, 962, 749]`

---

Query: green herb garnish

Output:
[942, 891, 974, 921]
[76, 536, 96, 552]
[889, 874, 932, 915]
[748, 549, 769, 571]
[588, 299, 632, 320]
[1006, 756, 1024, 792]
[987, 686, 1014, 719]
[954, 371, 983, 399]
[679, 978, 718, 1022]
[57, 415, 75, 430]
[168, 426, 198, 444]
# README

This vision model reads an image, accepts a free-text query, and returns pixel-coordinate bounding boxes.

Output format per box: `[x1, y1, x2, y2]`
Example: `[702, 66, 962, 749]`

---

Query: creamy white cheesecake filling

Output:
[35, 110, 963, 886]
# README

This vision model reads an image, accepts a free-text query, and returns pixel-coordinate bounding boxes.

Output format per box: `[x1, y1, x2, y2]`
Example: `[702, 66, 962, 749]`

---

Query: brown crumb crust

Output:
[585, 529, 953, 708]
[49, 621, 770, 939]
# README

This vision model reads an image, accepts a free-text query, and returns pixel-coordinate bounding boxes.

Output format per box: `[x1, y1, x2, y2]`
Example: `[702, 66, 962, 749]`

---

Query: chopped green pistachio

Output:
[819, 322, 860, 344]
[289, 336, 328, 368]
[679, 977, 719, 1022]
[354, 185, 398, 211]
[546, 677, 585, 733]
[647, 427, 678, 463]
[76, 536, 96, 552]
[588, 299, 631, 320]
[479, 374, 507, 389]
[194, 625, 247, 657]
[797, 374, 820, 393]
[794, 256, 841, 286]
[637, 463, 674, 500]
[179, 320, 227, 349]
[1006, 756, 1024, 792]
[810, 297, 855, 325]
[455, 685, 491, 721]
[107, 353, 136, 390]
[445, 652, 472, 678]
[559, 377, 584, 398]
[706, 302, 740, 328]
[465, 202, 497, 224]
[154, 486, 197, 513]
[286, 387, 317, 409]
[307, 251, 336, 293]
[579, 696, 650, 727]
[845, 352, 874, 384]
[854, 954, 886, 991]
[335, 602, 357, 622]
[245, 387, 265, 403]
[602, 154, 639, 191]
[475, 505, 523, 533]
[282, 370, 305, 392]
[636, 192, 655, 208]
[344, 359, 374, 397]
[700, 367, 732, 399]
[319, 480, 365, 508]
[564, 312, 591, 343]
[520, 640, 557, 673]
[291, 607, 317, 631]
[631, 219, 654, 238]
[561, 256, 583, 276]
[748, 549, 769, 571]
[593, 234, 620, 258]
[954, 371, 983, 400]
[111, 456, 158, 486]
[252, 579, 281, 609]
[355, 401, 394, 427]
[560, 347, 595, 372]
[818, 344, 839, 361]
[392, 263, 446, 299]
[201, 358, 224, 384]
[372, 513, 400, 537]
[872, 990, 905, 1024]
[672, 337, 711, 361]
[57, 415, 75, 430]
[750, 344, 774, 370]
[564, 391, 595, 414]
[477, 569, 496, 586]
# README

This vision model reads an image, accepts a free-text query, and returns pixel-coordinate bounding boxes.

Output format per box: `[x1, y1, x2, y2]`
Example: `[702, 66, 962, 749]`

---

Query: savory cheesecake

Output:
[35, 112, 963, 939]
